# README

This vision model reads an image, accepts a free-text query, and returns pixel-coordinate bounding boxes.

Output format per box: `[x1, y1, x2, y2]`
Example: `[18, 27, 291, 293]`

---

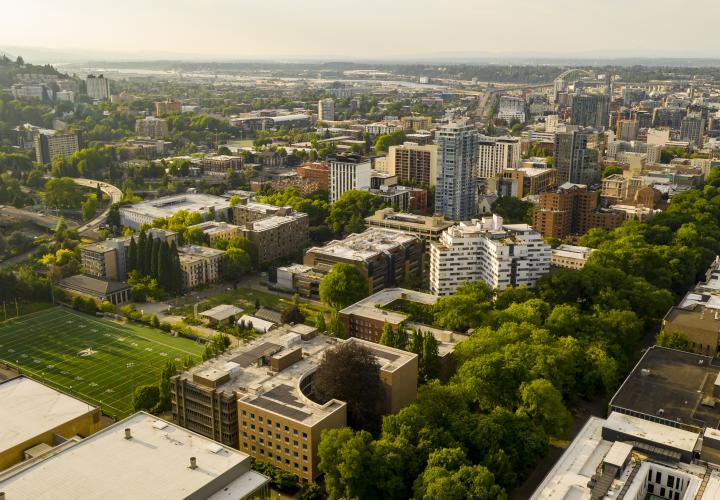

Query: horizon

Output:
[3, 0, 720, 64]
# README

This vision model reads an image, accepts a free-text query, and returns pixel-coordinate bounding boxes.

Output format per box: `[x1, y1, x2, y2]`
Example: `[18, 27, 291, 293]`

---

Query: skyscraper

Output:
[435, 122, 478, 220]
[328, 154, 371, 203]
[387, 142, 438, 187]
[680, 114, 705, 148]
[553, 128, 600, 185]
[477, 136, 521, 179]
[570, 94, 609, 129]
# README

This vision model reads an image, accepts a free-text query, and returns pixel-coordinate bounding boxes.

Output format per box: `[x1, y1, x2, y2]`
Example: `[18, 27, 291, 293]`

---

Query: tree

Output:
[319, 263, 369, 310]
[96, 183, 103, 204]
[127, 236, 137, 273]
[491, 196, 534, 224]
[313, 342, 384, 431]
[326, 190, 384, 237]
[227, 237, 259, 269]
[223, 247, 252, 284]
[156, 361, 177, 412]
[656, 330, 692, 351]
[229, 194, 241, 207]
[601, 165, 624, 179]
[517, 379, 572, 438]
[281, 303, 305, 324]
[81, 196, 98, 222]
[44, 177, 82, 208]
[133, 384, 160, 412]
[318, 428, 378, 500]
[315, 312, 327, 332]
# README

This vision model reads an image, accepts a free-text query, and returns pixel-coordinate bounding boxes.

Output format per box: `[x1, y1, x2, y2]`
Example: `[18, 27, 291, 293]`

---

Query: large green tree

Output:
[319, 263, 369, 310]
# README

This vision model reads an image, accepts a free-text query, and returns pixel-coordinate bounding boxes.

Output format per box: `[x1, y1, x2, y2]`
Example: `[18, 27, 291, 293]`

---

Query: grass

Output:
[0, 307, 204, 419]
[170, 287, 328, 324]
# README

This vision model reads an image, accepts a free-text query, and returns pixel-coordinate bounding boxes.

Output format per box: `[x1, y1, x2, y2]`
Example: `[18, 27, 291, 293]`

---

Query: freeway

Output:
[70, 178, 123, 234]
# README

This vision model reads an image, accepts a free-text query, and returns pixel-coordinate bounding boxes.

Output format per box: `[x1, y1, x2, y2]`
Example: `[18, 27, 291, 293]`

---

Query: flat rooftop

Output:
[121, 193, 230, 219]
[609, 345, 720, 430]
[0, 377, 97, 454]
[307, 228, 418, 262]
[247, 213, 307, 232]
[365, 208, 454, 233]
[0, 412, 268, 499]
[176, 326, 415, 426]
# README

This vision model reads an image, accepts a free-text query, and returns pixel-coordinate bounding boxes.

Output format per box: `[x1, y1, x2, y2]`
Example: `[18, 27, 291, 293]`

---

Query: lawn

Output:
[0, 307, 204, 419]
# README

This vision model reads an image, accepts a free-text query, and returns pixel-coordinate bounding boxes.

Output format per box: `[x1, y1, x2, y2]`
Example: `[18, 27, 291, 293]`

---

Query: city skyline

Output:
[3, 0, 720, 62]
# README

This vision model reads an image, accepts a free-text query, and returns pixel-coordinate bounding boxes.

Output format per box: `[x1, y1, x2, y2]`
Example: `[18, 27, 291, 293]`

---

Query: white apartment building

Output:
[328, 155, 372, 202]
[85, 74, 110, 100]
[318, 98, 335, 121]
[497, 96, 526, 122]
[477, 136, 521, 179]
[544, 115, 560, 132]
[429, 215, 550, 295]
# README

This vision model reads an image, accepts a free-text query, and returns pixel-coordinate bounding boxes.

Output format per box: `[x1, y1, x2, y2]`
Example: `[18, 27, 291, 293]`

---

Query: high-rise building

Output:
[497, 95, 526, 122]
[386, 142, 438, 187]
[135, 116, 169, 139]
[532, 183, 625, 239]
[621, 87, 646, 107]
[429, 215, 550, 295]
[617, 119, 639, 141]
[85, 74, 110, 100]
[318, 98, 335, 121]
[570, 93, 609, 129]
[652, 107, 686, 129]
[435, 122, 478, 221]
[155, 99, 182, 117]
[33, 129, 81, 164]
[328, 154, 371, 202]
[680, 114, 705, 148]
[477, 136, 521, 179]
[553, 128, 601, 185]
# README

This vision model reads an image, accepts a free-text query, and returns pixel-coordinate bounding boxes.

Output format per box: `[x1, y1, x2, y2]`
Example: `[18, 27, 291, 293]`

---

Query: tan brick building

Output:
[170, 326, 417, 480]
[178, 245, 224, 289]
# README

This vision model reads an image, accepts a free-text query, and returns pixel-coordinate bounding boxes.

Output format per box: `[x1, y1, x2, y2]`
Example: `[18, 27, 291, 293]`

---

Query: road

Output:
[70, 178, 122, 234]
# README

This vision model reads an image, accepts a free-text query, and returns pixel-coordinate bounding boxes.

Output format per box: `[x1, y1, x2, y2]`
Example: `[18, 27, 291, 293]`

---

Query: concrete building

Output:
[154, 99, 182, 117]
[570, 93, 609, 128]
[170, 326, 417, 480]
[477, 136, 522, 180]
[328, 154, 372, 202]
[274, 264, 324, 299]
[550, 244, 595, 270]
[400, 115, 432, 131]
[178, 245, 225, 289]
[200, 155, 243, 175]
[386, 142, 438, 187]
[304, 228, 424, 294]
[0, 377, 101, 472]
[532, 183, 625, 239]
[11, 83, 51, 102]
[33, 129, 81, 164]
[365, 208, 454, 242]
[553, 128, 601, 185]
[201, 304, 243, 326]
[318, 98, 335, 121]
[436, 122, 478, 221]
[617, 118, 639, 141]
[429, 215, 550, 295]
[85, 74, 110, 100]
[296, 162, 329, 191]
[242, 213, 309, 264]
[188, 221, 242, 245]
[495, 167, 557, 198]
[339, 288, 467, 381]
[120, 193, 232, 229]
[0, 412, 269, 499]
[497, 95, 526, 122]
[681, 113, 705, 148]
[135, 116, 169, 139]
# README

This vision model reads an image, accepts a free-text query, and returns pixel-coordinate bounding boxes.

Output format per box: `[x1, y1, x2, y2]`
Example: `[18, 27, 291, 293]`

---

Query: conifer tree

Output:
[158, 241, 170, 288]
[136, 231, 147, 275]
[127, 236, 137, 273]
[150, 237, 161, 278]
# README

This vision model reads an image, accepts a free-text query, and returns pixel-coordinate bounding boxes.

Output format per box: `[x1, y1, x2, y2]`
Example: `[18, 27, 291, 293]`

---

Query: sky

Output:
[2, 0, 719, 61]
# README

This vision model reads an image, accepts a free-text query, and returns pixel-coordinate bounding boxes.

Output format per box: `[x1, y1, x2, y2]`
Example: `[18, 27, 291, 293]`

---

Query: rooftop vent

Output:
[124, 428, 132, 440]
[658, 409, 665, 416]
[189, 457, 198, 469]
[640, 368, 651, 377]
[1, 491, 5, 500]
[700, 360, 705, 365]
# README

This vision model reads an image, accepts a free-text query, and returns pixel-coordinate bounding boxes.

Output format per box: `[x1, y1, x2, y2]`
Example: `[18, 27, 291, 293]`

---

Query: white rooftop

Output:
[604, 411, 700, 453]
[0, 377, 96, 454]
[121, 193, 230, 220]
[0, 412, 268, 500]
[201, 304, 243, 322]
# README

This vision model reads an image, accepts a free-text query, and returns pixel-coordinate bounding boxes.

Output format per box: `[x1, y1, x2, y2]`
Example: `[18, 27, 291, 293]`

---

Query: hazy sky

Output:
[3, 0, 719, 60]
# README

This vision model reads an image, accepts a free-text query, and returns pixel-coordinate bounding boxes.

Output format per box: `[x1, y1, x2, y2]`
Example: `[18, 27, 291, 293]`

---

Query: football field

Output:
[0, 307, 204, 419]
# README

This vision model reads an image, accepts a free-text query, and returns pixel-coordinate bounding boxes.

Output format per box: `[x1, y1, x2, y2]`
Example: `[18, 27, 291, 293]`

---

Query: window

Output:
[667, 475, 674, 487]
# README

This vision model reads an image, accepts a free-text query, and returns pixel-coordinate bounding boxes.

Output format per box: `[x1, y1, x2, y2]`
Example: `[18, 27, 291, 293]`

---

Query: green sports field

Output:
[0, 307, 204, 419]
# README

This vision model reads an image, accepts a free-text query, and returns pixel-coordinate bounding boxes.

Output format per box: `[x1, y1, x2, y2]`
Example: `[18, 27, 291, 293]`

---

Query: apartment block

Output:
[242, 213, 309, 264]
[170, 326, 417, 480]
[304, 228, 424, 294]
[497, 96, 526, 122]
[553, 128, 601, 185]
[33, 129, 81, 164]
[495, 167, 557, 198]
[386, 142, 438, 187]
[429, 215, 550, 295]
[296, 162, 329, 190]
[85, 74, 110, 100]
[400, 115, 432, 131]
[178, 245, 224, 289]
[135, 116, 169, 139]
[328, 154, 371, 203]
[532, 183, 625, 239]
[188, 221, 242, 245]
[318, 98, 335, 121]
[477, 136, 522, 180]
[365, 208, 454, 242]
[201, 155, 244, 175]
[436, 122, 478, 221]
[155, 99, 182, 117]
[570, 93, 609, 129]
